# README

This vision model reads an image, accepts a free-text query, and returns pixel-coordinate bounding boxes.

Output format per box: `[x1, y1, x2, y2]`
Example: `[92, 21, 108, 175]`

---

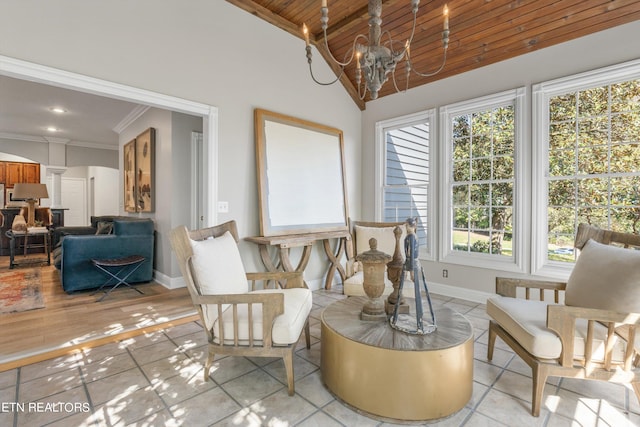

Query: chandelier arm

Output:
[322, 30, 367, 67]
[410, 49, 448, 78]
[391, 68, 402, 94]
[308, 62, 344, 86]
[398, 11, 419, 59]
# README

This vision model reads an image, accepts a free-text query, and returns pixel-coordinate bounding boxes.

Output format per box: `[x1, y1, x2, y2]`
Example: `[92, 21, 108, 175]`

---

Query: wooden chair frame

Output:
[170, 220, 311, 395]
[488, 223, 640, 416]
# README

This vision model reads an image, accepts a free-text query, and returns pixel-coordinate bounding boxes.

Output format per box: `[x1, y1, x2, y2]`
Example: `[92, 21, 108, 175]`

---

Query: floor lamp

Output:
[12, 183, 49, 227]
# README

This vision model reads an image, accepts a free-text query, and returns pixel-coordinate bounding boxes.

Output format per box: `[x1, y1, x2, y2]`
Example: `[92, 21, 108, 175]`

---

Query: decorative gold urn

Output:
[356, 238, 392, 321]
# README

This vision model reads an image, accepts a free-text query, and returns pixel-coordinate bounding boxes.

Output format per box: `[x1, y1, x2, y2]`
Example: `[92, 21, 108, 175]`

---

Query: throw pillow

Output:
[95, 221, 113, 235]
[355, 225, 405, 258]
[188, 231, 247, 295]
[565, 239, 640, 313]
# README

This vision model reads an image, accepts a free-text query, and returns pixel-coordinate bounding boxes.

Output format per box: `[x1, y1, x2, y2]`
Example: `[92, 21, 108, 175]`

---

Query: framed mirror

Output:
[255, 108, 349, 236]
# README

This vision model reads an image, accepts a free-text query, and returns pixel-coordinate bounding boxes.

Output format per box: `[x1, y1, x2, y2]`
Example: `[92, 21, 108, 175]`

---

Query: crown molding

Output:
[0, 132, 47, 143]
[66, 140, 118, 151]
[113, 105, 151, 134]
[0, 131, 116, 151]
[43, 136, 70, 144]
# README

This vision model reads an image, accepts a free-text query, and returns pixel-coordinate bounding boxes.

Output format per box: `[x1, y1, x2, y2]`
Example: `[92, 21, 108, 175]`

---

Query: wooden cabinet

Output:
[3, 161, 40, 188]
[23, 163, 40, 184]
[6, 162, 23, 188]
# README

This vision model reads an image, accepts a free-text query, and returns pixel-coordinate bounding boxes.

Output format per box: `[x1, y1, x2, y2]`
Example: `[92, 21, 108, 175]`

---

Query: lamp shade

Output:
[13, 183, 49, 200]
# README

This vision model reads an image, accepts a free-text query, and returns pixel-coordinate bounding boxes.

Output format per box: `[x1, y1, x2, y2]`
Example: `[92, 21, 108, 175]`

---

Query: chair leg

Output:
[531, 363, 549, 417]
[487, 321, 497, 361]
[283, 349, 295, 396]
[204, 349, 215, 382]
[304, 319, 311, 349]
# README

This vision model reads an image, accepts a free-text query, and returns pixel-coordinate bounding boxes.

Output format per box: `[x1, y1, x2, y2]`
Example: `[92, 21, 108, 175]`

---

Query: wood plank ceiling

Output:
[227, 0, 640, 110]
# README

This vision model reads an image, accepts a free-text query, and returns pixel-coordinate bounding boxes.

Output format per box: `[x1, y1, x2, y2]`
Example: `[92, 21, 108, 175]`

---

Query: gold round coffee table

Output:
[321, 296, 473, 421]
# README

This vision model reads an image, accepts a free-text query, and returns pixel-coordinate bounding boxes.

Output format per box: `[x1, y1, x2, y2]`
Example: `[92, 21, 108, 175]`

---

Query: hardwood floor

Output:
[0, 256, 197, 371]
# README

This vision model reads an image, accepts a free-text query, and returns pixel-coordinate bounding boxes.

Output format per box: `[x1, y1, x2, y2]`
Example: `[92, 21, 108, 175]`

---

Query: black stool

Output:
[91, 255, 146, 302]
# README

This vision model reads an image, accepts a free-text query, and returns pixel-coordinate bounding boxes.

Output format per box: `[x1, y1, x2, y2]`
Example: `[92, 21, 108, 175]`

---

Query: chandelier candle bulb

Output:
[302, 23, 310, 46]
[322, 0, 327, 8]
[444, 4, 449, 30]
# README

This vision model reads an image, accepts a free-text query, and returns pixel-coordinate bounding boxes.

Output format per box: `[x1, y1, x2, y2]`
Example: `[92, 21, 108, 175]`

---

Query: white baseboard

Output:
[427, 281, 493, 304]
[154, 270, 186, 290]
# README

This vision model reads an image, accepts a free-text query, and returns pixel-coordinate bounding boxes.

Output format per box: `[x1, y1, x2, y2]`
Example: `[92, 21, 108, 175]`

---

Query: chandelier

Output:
[303, 0, 450, 100]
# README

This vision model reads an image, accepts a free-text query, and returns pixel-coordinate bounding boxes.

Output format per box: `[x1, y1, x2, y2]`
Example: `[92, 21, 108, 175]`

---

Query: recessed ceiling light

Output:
[46, 127, 59, 132]
[50, 107, 67, 114]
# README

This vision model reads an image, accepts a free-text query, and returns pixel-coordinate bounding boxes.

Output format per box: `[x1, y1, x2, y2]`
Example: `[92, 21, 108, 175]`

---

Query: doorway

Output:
[0, 55, 219, 226]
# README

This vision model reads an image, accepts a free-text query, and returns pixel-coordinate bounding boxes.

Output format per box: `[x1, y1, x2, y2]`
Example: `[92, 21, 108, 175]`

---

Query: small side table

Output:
[6, 228, 51, 269]
[91, 255, 146, 302]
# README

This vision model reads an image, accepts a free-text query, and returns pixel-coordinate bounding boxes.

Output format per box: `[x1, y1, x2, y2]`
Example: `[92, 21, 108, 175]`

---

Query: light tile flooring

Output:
[1, 287, 639, 426]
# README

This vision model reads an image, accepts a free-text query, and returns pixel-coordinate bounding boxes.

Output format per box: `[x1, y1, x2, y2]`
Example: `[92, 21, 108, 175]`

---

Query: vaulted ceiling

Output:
[227, 0, 640, 110]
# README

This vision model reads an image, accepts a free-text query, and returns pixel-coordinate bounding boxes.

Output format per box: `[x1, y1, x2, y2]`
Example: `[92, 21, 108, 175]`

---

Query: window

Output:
[533, 60, 640, 276]
[440, 88, 525, 271]
[375, 110, 435, 259]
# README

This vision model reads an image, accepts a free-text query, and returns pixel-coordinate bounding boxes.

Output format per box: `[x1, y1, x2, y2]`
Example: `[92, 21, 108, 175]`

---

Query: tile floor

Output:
[1, 287, 639, 426]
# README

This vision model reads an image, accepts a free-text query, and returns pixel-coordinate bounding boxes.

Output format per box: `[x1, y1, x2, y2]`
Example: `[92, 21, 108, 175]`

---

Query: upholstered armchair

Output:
[170, 220, 312, 395]
[487, 223, 640, 416]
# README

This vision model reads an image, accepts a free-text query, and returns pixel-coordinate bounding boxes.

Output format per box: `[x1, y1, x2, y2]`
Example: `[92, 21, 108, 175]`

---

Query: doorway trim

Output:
[0, 54, 219, 226]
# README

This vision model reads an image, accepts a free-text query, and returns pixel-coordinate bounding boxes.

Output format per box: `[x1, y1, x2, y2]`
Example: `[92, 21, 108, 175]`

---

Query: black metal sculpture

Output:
[389, 217, 436, 334]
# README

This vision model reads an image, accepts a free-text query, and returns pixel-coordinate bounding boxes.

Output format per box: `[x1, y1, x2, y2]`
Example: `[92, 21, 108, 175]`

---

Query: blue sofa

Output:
[55, 218, 155, 293]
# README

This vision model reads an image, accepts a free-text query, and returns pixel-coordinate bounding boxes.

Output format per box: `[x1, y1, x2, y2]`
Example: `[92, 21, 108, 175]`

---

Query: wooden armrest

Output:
[548, 305, 640, 327]
[246, 271, 306, 288]
[193, 292, 285, 346]
[547, 305, 640, 369]
[192, 292, 284, 310]
[496, 277, 566, 301]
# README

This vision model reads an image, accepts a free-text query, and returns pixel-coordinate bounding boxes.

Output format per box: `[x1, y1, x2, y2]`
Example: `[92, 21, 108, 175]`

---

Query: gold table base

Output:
[321, 296, 473, 421]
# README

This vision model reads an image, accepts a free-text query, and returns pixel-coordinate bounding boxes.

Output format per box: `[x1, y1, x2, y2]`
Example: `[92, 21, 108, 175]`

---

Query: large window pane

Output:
[449, 104, 515, 258]
[546, 76, 640, 264]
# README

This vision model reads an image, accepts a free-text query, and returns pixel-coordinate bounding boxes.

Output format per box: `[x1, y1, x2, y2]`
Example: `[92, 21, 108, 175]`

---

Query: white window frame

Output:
[532, 58, 640, 279]
[439, 88, 526, 272]
[374, 109, 436, 261]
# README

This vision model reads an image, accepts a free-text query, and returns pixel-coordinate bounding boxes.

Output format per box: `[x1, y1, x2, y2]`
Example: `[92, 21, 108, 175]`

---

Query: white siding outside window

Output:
[375, 110, 436, 260]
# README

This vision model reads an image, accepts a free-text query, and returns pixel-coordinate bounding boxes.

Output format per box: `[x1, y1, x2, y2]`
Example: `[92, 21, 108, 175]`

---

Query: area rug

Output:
[0, 269, 44, 314]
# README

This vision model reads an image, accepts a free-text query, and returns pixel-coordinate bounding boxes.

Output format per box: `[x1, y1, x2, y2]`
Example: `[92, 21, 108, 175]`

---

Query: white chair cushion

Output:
[189, 231, 248, 329]
[212, 288, 312, 345]
[355, 225, 405, 259]
[343, 271, 416, 298]
[566, 239, 640, 313]
[189, 231, 247, 295]
[487, 296, 628, 362]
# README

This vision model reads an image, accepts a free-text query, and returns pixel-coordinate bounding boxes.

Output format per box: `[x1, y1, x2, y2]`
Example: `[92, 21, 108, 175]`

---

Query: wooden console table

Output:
[245, 230, 351, 289]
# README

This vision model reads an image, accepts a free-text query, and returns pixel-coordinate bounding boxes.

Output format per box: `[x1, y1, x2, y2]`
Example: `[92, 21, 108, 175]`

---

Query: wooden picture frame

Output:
[135, 127, 155, 213]
[123, 138, 137, 212]
[255, 109, 349, 236]
[122, 127, 155, 213]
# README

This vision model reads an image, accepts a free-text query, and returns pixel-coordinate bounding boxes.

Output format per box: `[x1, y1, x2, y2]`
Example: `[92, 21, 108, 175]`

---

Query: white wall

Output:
[0, 139, 48, 164]
[361, 21, 640, 297]
[88, 166, 119, 216]
[0, 0, 362, 288]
